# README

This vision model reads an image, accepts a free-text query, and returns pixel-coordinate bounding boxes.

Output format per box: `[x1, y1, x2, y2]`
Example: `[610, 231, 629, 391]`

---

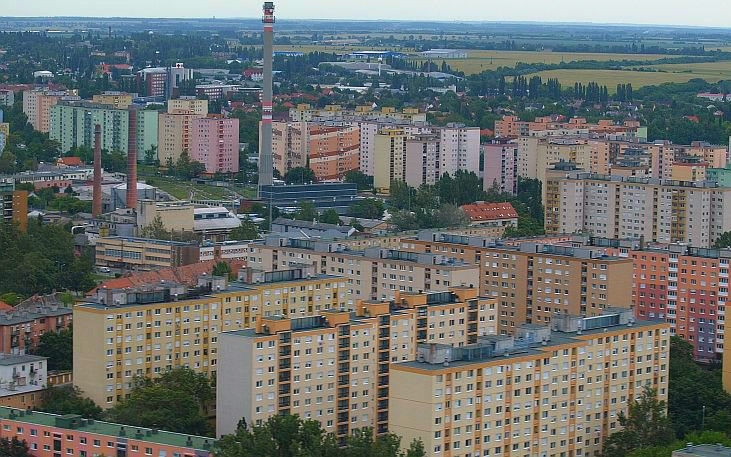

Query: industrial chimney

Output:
[92, 124, 102, 217]
[257, 1, 275, 197]
[126, 109, 138, 210]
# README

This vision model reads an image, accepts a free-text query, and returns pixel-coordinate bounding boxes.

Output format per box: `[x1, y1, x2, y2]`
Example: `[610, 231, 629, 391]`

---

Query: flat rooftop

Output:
[673, 444, 731, 457]
[0, 407, 214, 451]
[395, 319, 665, 372]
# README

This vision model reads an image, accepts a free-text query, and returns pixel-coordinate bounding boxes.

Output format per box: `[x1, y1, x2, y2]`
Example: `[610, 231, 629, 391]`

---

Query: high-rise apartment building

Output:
[73, 269, 349, 406]
[483, 141, 518, 195]
[267, 121, 360, 180]
[190, 115, 240, 174]
[22, 89, 79, 133]
[0, 179, 28, 232]
[216, 287, 497, 440]
[401, 232, 634, 334]
[157, 97, 209, 165]
[91, 91, 135, 109]
[248, 236, 481, 304]
[544, 171, 731, 247]
[50, 101, 159, 156]
[390, 309, 670, 457]
[374, 128, 407, 193]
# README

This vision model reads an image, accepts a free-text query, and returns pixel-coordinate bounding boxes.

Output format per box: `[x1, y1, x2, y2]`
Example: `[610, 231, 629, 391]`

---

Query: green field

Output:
[438, 50, 674, 74]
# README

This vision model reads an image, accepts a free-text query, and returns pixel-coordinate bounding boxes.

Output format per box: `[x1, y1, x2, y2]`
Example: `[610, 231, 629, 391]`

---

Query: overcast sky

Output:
[5, 0, 731, 28]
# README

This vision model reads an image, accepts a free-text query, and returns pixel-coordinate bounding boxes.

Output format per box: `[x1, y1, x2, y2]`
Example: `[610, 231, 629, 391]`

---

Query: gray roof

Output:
[273, 218, 354, 234]
[0, 354, 47, 366]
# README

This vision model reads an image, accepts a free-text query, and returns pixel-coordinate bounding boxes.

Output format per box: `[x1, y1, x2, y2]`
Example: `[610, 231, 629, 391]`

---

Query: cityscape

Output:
[0, 2, 731, 457]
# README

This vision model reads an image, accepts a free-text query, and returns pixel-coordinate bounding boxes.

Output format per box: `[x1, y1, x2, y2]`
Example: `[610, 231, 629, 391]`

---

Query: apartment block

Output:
[0, 407, 214, 457]
[483, 141, 518, 195]
[402, 232, 634, 334]
[248, 236, 481, 304]
[373, 128, 407, 193]
[390, 309, 670, 457]
[190, 115, 240, 174]
[289, 104, 426, 124]
[73, 269, 349, 406]
[91, 91, 134, 109]
[581, 237, 728, 360]
[0, 179, 28, 232]
[216, 287, 497, 440]
[22, 89, 79, 133]
[0, 89, 14, 107]
[495, 115, 646, 140]
[268, 121, 360, 180]
[544, 171, 731, 247]
[0, 293, 72, 354]
[167, 97, 209, 116]
[50, 101, 159, 156]
[158, 112, 205, 165]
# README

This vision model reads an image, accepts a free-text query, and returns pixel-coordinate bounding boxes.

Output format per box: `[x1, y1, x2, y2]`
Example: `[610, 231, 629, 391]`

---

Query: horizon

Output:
[3, 0, 731, 29]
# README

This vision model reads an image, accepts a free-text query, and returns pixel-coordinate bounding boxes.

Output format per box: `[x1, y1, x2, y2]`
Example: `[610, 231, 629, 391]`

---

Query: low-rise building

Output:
[0, 294, 72, 354]
[390, 309, 669, 457]
[459, 202, 518, 228]
[0, 406, 214, 457]
[94, 236, 201, 271]
[271, 218, 357, 239]
[216, 287, 497, 440]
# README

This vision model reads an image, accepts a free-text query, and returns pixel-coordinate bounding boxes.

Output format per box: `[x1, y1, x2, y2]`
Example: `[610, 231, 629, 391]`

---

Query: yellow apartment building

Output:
[92, 92, 134, 109]
[248, 236, 481, 304]
[73, 270, 348, 406]
[402, 232, 634, 334]
[373, 128, 408, 194]
[167, 97, 209, 115]
[390, 310, 670, 457]
[216, 287, 497, 441]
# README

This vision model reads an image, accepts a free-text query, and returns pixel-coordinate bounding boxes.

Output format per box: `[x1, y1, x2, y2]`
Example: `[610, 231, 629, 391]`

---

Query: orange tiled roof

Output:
[0, 301, 13, 312]
[460, 202, 519, 222]
[89, 259, 246, 294]
[58, 157, 83, 166]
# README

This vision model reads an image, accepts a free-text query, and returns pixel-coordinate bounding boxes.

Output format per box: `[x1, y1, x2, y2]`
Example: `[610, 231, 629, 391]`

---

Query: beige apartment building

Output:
[374, 128, 408, 193]
[167, 97, 209, 115]
[390, 309, 670, 457]
[401, 232, 634, 334]
[216, 287, 497, 440]
[544, 171, 731, 247]
[22, 89, 78, 133]
[95, 236, 200, 271]
[158, 112, 202, 164]
[517, 136, 610, 189]
[289, 104, 426, 124]
[91, 91, 134, 109]
[248, 236, 481, 304]
[73, 270, 349, 406]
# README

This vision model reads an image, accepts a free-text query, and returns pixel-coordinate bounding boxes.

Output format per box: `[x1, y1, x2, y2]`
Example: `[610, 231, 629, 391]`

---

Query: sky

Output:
[4, 0, 731, 28]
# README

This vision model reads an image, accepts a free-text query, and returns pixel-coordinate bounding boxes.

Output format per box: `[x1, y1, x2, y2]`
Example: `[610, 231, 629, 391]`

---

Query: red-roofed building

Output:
[56, 157, 84, 168]
[460, 202, 519, 227]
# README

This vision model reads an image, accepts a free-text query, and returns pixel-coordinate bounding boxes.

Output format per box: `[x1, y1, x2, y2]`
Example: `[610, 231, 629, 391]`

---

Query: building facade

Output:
[190, 116, 240, 174]
[390, 310, 669, 457]
[216, 287, 497, 440]
[0, 407, 214, 457]
[544, 172, 731, 247]
[22, 89, 79, 133]
[0, 180, 28, 232]
[402, 232, 634, 334]
[73, 270, 349, 406]
[248, 235, 481, 304]
[95, 237, 201, 271]
[483, 141, 518, 195]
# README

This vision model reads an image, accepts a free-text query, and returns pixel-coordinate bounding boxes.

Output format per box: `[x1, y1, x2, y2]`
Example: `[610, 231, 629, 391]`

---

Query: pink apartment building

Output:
[190, 115, 240, 174]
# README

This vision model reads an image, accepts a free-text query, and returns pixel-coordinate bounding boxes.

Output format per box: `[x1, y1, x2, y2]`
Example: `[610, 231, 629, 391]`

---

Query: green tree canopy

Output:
[38, 385, 103, 419]
[344, 170, 373, 190]
[319, 208, 341, 225]
[603, 386, 675, 457]
[0, 437, 33, 457]
[32, 327, 72, 371]
[284, 167, 317, 184]
[348, 198, 384, 220]
[107, 367, 214, 436]
[230, 220, 259, 241]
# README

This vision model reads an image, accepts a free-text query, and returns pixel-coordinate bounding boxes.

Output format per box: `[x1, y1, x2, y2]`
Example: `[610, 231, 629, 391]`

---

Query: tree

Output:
[139, 214, 170, 239]
[212, 261, 233, 279]
[434, 203, 470, 228]
[344, 170, 373, 190]
[293, 201, 318, 222]
[107, 367, 213, 436]
[144, 145, 158, 165]
[319, 208, 341, 225]
[284, 166, 317, 184]
[389, 210, 419, 232]
[348, 198, 384, 219]
[38, 385, 103, 419]
[603, 386, 675, 457]
[230, 220, 259, 241]
[33, 327, 72, 371]
[714, 231, 731, 248]
[0, 437, 33, 457]
[215, 414, 339, 457]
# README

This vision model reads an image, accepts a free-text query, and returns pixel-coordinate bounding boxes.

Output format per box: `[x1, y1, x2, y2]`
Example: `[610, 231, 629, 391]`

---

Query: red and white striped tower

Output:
[258, 1, 275, 197]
